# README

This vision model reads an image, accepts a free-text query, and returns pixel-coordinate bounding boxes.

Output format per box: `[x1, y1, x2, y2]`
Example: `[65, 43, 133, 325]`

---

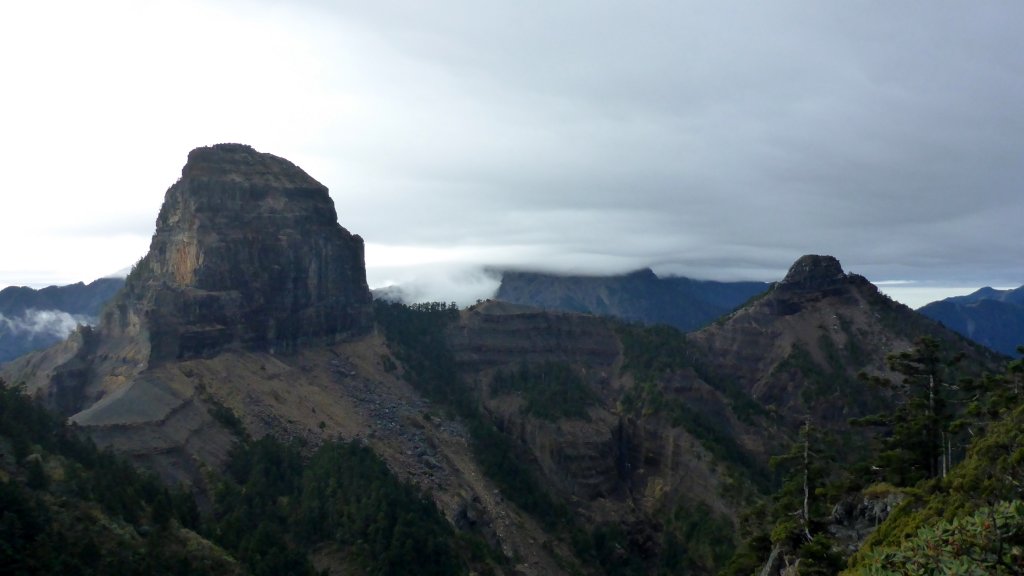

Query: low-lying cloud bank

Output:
[0, 309, 94, 340]
[368, 263, 503, 307]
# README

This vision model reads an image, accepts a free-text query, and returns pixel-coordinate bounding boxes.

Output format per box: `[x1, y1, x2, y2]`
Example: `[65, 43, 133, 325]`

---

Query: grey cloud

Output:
[368, 264, 502, 306]
[339, 2, 1019, 286]
[0, 309, 94, 340]
[319, 1, 1024, 293]
[15, 1, 1023, 302]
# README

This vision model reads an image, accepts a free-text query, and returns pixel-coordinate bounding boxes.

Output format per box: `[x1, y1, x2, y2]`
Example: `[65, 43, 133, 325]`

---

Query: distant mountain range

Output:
[0, 277, 124, 363]
[495, 268, 1024, 358]
[918, 285, 1024, 356]
[495, 268, 768, 332]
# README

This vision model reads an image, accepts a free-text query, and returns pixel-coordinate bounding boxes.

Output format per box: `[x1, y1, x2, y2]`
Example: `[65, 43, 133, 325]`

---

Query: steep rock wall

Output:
[109, 143, 373, 364]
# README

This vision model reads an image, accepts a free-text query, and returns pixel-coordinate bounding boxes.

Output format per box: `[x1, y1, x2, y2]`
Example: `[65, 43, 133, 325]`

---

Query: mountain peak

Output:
[109, 144, 373, 361]
[180, 143, 324, 190]
[624, 268, 658, 281]
[780, 254, 847, 291]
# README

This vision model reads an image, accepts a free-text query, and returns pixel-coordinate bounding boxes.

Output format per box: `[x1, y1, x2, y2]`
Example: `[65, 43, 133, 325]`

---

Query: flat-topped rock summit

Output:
[7, 144, 374, 416]
[778, 254, 849, 291]
[108, 143, 373, 362]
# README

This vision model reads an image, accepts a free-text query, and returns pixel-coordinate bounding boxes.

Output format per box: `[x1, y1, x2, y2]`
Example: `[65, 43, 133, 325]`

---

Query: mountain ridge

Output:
[2, 146, 1010, 575]
[495, 267, 768, 332]
[0, 277, 125, 363]
[690, 254, 1001, 425]
[918, 284, 1024, 356]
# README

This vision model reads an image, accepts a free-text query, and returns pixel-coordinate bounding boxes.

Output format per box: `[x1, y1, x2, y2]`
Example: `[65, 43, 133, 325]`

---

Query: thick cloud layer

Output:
[2, 2, 1021, 308]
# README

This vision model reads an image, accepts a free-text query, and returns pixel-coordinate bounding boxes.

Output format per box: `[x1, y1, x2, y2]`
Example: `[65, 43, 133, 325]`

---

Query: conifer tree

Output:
[767, 417, 843, 574]
[959, 346, 1024, 434]
[855, 337, 962, 485]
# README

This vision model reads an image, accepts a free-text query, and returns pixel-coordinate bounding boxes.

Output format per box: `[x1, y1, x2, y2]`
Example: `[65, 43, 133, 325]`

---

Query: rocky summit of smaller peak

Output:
[780, 254, 847, 291]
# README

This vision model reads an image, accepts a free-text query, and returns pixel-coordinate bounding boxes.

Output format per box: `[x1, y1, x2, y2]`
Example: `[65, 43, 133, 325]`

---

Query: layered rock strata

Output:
[2, 144, 376, 483]
[108, 143, 373, 364]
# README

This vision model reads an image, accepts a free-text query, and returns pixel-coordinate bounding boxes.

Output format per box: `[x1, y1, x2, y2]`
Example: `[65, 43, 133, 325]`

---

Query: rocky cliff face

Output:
[2, 144, 377, 477]
[448, 300, 622, 373]
[8, 144, 373, 417]
[108, 143, 372, 363]
[447, 300, 762, 560]
[778, 254, 847, 291]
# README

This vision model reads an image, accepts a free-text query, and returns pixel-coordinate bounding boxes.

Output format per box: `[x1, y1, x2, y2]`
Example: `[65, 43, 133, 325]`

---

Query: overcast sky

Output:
[1, 1, 1022, 308]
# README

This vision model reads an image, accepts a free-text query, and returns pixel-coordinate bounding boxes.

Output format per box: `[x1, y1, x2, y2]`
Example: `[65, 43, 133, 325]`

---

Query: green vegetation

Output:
[771, 330, 868, 411]
[569, 523, 648, 576]
[372, 301, 461, 401]
[957, 346, 1024, 436]
[210, 436, 475, 576]
[719, 337, 986, 574]
[374, 300, 568, 531]
[0, 378, 485, 575]
[660, 501, 737, 573]
[568, 501, 736, 576]
[725, 337, 1018, 575]
[853, 337, 965, 486]
[465, 418, 568, 530]
[616, 323, 769, 488]
[490, 361, 596, 421]
[206, 397, 248, 440]
[621, 378, 762, 482]
[13, 296, 1019, 575]
[774, 338, 846, 406]
[836, 313, 870, 369]
[0, 380, 223, 575]
[616, 323, 698, 382]
[722, 417, 846, 576]
[616, 322, 766, 424]
[851, 500, 1024, 575]
[850, 402, 1024, 560]
[841, 345, 1024, 573]
[369, 304, 1024, 575]
[376, 302, 744, 574]
[769, 419, 844, 574]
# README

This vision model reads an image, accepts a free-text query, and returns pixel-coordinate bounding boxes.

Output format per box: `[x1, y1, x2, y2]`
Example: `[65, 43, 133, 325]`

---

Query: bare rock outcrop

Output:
[108, 143, 372, 363]
[7, 144, 373, 417]
[2, 144, 376, 492]
[449, 300, 621, 373]
[778, 254, 848, 292]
